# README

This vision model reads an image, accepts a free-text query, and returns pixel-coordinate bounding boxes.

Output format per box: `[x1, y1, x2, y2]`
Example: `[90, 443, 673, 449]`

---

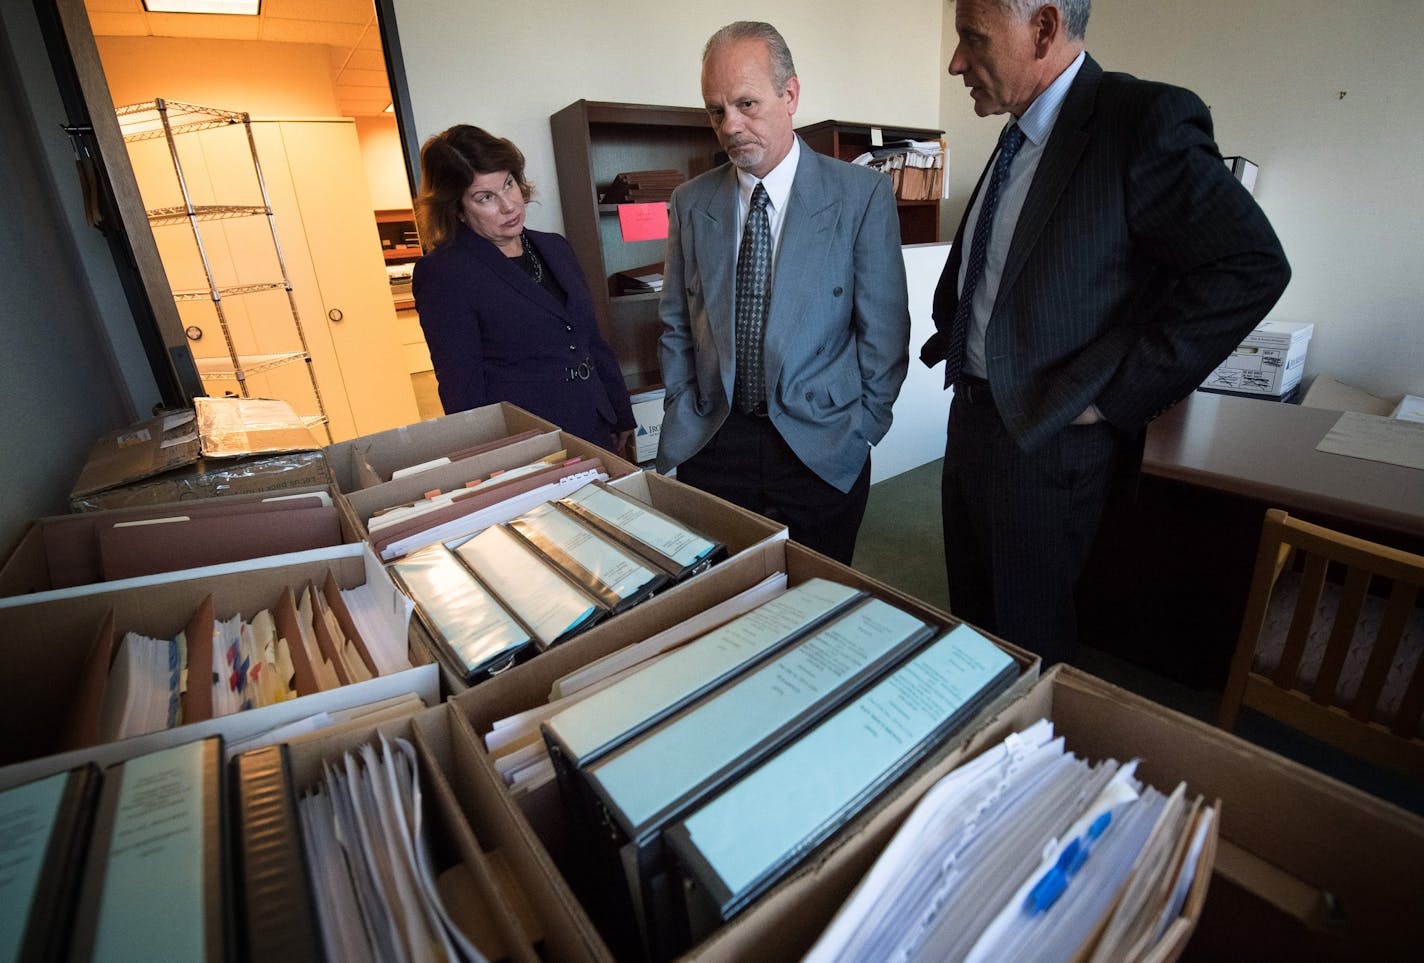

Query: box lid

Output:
[70, 411, 202, 498]
[1242, 320, 1313, 351]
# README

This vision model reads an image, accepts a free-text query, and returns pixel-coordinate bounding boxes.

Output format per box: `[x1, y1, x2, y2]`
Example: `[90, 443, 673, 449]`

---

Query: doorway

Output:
[69, 0, 441, 442]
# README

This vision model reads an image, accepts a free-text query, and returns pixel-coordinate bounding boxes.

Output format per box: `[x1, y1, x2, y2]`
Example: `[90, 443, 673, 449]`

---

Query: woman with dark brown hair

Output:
[412, 125, 634, 453]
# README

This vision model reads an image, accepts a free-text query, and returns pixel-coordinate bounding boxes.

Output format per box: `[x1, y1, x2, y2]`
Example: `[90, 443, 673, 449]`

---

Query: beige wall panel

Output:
[277, 119, 419, 437]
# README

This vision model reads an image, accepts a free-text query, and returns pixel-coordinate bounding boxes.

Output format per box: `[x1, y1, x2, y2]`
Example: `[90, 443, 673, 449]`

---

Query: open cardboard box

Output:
[447, 539, 1040, 960]
[323, 402, 564, 494]
[406, 470, 790, 693]
[0, 542, 438, 784]
[340, 427, 641, 540]
[69, 407, 333, 512]
[0, 485, 361, 600]
[690, 665, 1424, 961]
[267, 700, 612, 962]
[452, 557, 1424, 962]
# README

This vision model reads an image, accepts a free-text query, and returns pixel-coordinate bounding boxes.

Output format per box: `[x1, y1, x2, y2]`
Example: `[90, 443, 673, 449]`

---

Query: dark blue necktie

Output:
[734, 183, 772, 414]
[943, 123, 1026, 387]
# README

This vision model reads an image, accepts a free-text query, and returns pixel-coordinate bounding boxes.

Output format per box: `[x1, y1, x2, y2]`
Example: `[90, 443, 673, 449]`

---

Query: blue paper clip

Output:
[1025, 810, 1113, 914]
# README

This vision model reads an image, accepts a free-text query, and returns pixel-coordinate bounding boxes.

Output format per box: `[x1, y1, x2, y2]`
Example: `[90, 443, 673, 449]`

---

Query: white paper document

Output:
[804, 721, 1215, 963]
[1316, 410, 1424, 470]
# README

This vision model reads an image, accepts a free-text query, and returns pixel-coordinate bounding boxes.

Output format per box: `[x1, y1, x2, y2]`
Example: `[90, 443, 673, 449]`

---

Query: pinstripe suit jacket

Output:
[657, 140, 910, 492]
[920, 56, 1290, 451]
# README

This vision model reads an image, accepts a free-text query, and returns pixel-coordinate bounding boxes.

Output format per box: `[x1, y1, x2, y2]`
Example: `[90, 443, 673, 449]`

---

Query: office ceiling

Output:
[83, 0, 392, 116]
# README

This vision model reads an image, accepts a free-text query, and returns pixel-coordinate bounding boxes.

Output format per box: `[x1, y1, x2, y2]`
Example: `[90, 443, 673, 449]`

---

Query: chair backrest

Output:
[1218, 509, 1424, 780]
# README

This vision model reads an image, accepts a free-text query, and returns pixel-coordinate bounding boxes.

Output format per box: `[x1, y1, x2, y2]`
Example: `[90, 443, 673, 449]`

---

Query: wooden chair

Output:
[1218, 509, 1424, 780]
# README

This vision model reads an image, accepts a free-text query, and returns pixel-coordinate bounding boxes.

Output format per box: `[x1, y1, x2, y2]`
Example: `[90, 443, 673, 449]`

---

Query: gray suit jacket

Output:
[656, 139, 910, 492]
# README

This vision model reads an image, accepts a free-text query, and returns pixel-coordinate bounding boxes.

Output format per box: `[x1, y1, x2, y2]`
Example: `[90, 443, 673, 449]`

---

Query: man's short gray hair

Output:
[703, 21, 797, 93]
[996, 1, 1091, 40]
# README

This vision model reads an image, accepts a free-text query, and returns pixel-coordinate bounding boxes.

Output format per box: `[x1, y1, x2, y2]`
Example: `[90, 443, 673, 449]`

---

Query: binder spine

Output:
[233, 745, 325, 961]
[19, 765, 103, 963]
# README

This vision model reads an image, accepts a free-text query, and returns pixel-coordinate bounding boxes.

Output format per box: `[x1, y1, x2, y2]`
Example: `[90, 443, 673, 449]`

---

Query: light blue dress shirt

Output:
[959, 51, 1086, 380]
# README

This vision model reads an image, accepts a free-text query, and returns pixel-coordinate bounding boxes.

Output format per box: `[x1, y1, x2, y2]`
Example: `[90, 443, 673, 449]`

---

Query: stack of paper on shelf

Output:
[852, 139, 945, 201]
[803, 720, 1216, 963]
[614, 260, 665, 294]
[600, 169, 685, 204]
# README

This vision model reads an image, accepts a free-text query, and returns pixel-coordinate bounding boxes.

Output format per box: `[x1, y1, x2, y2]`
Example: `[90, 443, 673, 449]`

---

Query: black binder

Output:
[2, 764, 102, 962]
[232, 744, 324, 961]
[67, 737, 230, 962]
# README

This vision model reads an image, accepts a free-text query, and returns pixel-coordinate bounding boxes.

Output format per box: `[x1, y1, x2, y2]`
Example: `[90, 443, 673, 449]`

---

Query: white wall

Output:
[940, 0, 1424, 399]
[394, 0, 944, 233]
[397, 0, 1422, 401]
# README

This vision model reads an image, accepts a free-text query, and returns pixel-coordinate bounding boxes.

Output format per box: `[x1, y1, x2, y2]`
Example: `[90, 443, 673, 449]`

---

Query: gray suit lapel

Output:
[765, 146, 838, 389]
[998, 56, 1100, 301]
[691, 167, 739, 398]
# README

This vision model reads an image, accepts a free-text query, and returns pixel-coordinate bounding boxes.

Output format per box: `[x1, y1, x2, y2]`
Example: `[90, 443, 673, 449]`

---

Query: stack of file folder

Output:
[600, 169, 685, 204]
[852, 139, 945, 201]
[67, 568, 406, 752]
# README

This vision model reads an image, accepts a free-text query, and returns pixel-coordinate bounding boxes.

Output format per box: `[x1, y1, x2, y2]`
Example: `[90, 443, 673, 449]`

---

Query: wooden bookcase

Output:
[550, 100, 723, 392]
[796, 119, 945, 244]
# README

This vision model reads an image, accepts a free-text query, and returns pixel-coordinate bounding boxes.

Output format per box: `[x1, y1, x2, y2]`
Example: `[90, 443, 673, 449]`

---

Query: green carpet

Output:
[854, 459, 949, 612]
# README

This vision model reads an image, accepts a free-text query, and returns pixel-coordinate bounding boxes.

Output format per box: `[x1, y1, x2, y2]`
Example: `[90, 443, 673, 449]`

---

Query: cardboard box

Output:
[323, 402, 561, 494]
[231, 701, 611, 962]
[691, 665, 1424, 961]
[69, 405, 332, 512]
[446, 540, 1039, 959]
[453, 605, 1424, 963]
[0, 542, 437, 779]
[629, 389, 666, 464]
[408, 471, 789, 693]
[340, 428, 641, 539]
[1202, 320, 1313, 397]
[0, 485, 361, 600]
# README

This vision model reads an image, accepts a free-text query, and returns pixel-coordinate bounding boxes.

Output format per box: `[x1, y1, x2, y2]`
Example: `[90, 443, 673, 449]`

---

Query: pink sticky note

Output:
[618, 202, 669, 242]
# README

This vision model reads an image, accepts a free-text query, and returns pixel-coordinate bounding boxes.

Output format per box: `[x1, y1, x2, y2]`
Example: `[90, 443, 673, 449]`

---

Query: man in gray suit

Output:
[922, 0, 1290, 663]
[658, 21, 910, 564]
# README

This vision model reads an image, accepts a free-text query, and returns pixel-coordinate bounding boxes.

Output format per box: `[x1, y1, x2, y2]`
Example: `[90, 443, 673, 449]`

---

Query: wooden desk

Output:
[1080, 392, 1424, 687]
[1145, 392, 1424, 537]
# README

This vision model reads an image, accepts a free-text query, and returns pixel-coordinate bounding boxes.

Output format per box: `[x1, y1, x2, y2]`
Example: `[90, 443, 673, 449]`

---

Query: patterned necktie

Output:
[734, 183, 772, 414]
[943, 123, 1027, 387]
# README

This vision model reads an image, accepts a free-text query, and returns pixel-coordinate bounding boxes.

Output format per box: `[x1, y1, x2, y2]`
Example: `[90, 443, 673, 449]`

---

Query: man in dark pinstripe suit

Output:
[920, 0, 1290, 664]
